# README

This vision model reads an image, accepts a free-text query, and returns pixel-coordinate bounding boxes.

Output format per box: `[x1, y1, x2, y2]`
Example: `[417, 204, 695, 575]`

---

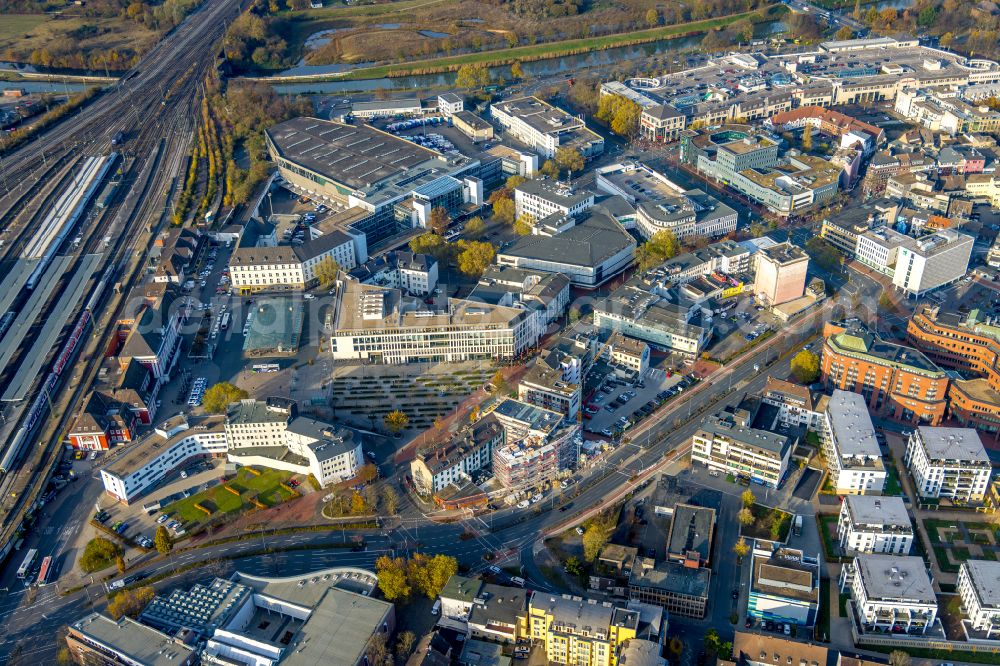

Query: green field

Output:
[301, 7, 780, 80]
[0, 14, 47, 47]
[286, 0, 457, 20]
[166, 468, 296, 525]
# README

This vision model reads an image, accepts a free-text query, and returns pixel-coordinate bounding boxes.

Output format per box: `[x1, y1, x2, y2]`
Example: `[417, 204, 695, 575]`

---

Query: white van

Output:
[431, 599, 440, 615]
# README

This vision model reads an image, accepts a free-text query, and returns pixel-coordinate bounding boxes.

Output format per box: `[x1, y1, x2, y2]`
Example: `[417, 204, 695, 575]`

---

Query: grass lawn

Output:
[814, 579, 831, 642]
[883, 464, 903, 496]
[0, 14, 47, 43]
[166, 468, 295, 525]
[860, 645, 1000, 665]
[324, 8, 777, 80]
[817, 514, 845, 562]
[285, 0, 458, 20]
[0, 14, 159, 63]
[838, 593, 849, 618]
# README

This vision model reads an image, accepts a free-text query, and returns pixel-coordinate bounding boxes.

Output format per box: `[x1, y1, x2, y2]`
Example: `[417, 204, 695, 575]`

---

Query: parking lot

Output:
[581, 362, 692, 440]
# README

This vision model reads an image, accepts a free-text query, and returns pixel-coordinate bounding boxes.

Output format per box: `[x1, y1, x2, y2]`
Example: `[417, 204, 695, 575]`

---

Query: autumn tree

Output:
[375, 555, 411, 601]
[115, 554, 127, 575]
[734, 535, 750, 559]
[107, 586, 156, 620]
[490, 370, 508, 395]
[464, 216, 486, 239]
[396, 631, 417, 660]
[314, 257, 340, 288]
[635, 230, 679, 272]
[741, 489, 756, 508]
[738, 507, 754, 526]
[355, 463, 379, 485]
[384, 410, 409, 433]
[80, 537, 120, 573]
[554, 147, 584, 176]
[455, 240, 496, 278]
[429, 206, 451, 235]
[582, 511, 616, 561]
[596, 94, 641, 139]
[154, 526, 173, 555]
[790, 350, 820, 384]
[835, 25, 854, 41]
[540, 159, 560, 179]
[506, 174, 527, 190]
[409, 232, 449, 261]
[645, 8, 659, 27]
[514, 213, 535, 236]
[888, 651, 911, 666]
[510, 61, 525, 79]
[492, 196, 516, 225]
[802, 123, 813, 152]
[455, 62, 490, 89]
[380, 486, 399, 515]
[203, 382, 249, 414]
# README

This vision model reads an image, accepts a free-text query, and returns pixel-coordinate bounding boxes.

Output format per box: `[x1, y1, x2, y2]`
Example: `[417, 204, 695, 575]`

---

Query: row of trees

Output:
[595, 93, 642, 139]
[409, 232, 497, 279]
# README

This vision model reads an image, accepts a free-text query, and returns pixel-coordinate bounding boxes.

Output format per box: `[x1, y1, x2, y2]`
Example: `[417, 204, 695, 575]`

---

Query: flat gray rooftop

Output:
[0, 258, 38, 317]
[855, 554, 935, 603]
[70, 613, 196, 666]
[826, 390, 880, 458]
[915, 426, 989, 463]
[3, 253, 102, 402]
[844, 495, 911, 529]
[964, 560, 1000, 608]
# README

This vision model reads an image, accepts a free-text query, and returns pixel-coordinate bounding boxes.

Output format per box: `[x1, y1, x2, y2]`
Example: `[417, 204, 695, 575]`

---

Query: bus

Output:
[16, 548, 37, 579]
[220, 312, 231, 331]
[37, 556, 53, 586]
[252, 363, 280, 373]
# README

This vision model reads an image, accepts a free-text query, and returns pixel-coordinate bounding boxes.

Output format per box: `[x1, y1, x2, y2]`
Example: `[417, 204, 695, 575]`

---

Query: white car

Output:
[516, 499, 530, 509]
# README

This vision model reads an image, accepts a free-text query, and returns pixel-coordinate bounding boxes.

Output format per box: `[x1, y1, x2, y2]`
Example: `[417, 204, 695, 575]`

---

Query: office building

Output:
[607, 332, 650, 375]
[409, 415, 503, 496]
[490, 399, 579, 489]
[856, 228, 973, 297]
[664, 503, 715, 567]
[527, 594, 637, 666]
[594, 282, 711, 357]
[819, 198, 899, 257]
[490, 96, 604, 160]
[907, 305, 1000, 435]
[513, 180, 594, 221]
[958, 560, 1000, 637]
[691, 401, 792, 488]
[497, 204, 635, 288]
[628, 558, 711, 618]
[903, 426, 991, 502]
[753, 242, 809, 307]
[839, 554, 938, 634]
[351, 97, 423, 118]
[820, 390, 886, 495]
[820, 321, 949, 425]
[747, 545, 820, 628]
[837, 495, 913, 555]
[330, 281, 535, 364]
[66, 614, 198, 666]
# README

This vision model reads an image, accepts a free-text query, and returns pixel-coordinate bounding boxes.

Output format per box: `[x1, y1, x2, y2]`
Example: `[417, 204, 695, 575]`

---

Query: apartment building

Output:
[760, 377, 824, 430]
[491, 96, 604, 160]
[114, 288, 183, 381]
[607, 332, 650, 375]
[528, 594, 638, 666]
[820, 321, 949, 425]
[518, 352, 583, 418]
[855, 227, 973, 297]
[903, 426, 992, 502]
[491, 399, 579, 489]
[467, 583, 530, 644]
[839, 554, 938, 634]
[821, 390, 886, 495]
[753, 242, 809, 307]
[330, 281, 535, 364]
[907, 305, 1000, 435]
[747, 545, 820, 628]
[837, 495, 914, 555]
[958, 560, 1000, 637]
[732, 632, 830, 666]
[100, 415, 228, 503]
[691, 400, 791, 488]
[513, 180, 595, 221]
[409, 415, 503, 495]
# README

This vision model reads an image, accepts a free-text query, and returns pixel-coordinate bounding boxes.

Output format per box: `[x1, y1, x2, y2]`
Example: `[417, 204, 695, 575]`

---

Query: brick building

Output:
[821, 322, 948, 425]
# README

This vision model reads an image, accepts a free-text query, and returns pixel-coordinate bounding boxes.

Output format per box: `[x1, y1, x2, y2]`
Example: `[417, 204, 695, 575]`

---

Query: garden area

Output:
[740, 502, 793, 542]
[165, 467, 298, 526]
[924, 518, 1000, 573]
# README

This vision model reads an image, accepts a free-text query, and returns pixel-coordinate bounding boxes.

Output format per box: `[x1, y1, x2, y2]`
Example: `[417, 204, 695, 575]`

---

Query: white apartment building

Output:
[230, 226, 360, 294]
[958, 560, 1000, 637]
[438, 93, 464, 117]
[760, 377, 824, 429]
[225, 398, 363, 488]
[513, 180, 594, 222]
[839, 554, 938, 634]
[837, 495, 914, 555]
[330, 282, 536, 364]
[349, 250, 439, 297]
[691, 403, 792, 489]
[821, 390, 886, 495]
[517, 352, 582, 418]
[490, 96, 604, 160]
[409, 415, 503, 495]
[100, 416, 229, 503]
[904, 426, 992, 502]
[855, 227, 974, 297]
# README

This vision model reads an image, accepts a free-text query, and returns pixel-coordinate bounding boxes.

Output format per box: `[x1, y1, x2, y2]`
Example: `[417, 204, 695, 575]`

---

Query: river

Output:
[270, 20, 785, 94]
